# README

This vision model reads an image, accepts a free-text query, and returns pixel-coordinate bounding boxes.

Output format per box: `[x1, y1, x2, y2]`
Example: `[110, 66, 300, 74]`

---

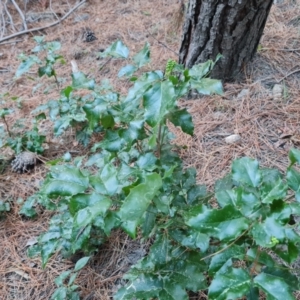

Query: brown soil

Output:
[1, 0, 300, 299]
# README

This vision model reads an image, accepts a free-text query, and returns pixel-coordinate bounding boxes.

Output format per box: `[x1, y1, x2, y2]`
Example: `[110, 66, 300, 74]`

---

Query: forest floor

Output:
[1, 0, 300, 299]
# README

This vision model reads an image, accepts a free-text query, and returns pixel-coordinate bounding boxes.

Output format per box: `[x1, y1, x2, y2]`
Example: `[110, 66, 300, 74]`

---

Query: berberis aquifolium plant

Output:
[18, 39, 300, 299]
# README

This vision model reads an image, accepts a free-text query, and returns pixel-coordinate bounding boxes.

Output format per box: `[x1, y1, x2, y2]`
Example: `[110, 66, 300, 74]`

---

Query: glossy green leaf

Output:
[246, 247, 275, 268]
[189, 61, 213, 78]
[71, 225, 91, 253]
[118, 64, 137, 77]
[208, 267, 251, 300]
[0, 108, 13, 117]
[160, 279, 188, 300]
[133, 42, 150, 68]
[247, 286, 259, 300]
[208, 245, 245, 275]
[83, 100, 106, 130]
[39, 231, 61, 243]
[103, 211, 120, 236]
[19, 196, 37, 218]
[287, 167, 300, 201]
[54, 270, 72, 286]
[232, 157, 261, 187]
[114, 274, 161, 300]
[121, 219, 139, 239]
[170, 229, 210, 252]
[118, 173, 162, 222]
[289, 148, 300, 166]
[38, 65, 55, 77]
[184, 204, 249, 241]
[15, 55, 40, 77]
[101, 114, 115, 129]
[143, 80, 176, 127]
[124, 70, 163, 111]
[191, 78, 223, 95]
[119, 120, 145, 144]
[27, 244, 41, 258]
[53, 117, 72, 136]
[167, 251, 207, 292]
[100, 40, 129, 58]
[153, 195, 172, 214]
[69, 193, 110, 215]
[251, 216, 286, 247]
[274, 241, 299, 264]
[262, 267, 299, 290]
[45, 41, 61, 52]
[261, 178, 287, 204]
[74, 256, 90, 272]
[141, 204, 157, 238]
[168, 108, 194, 135]
[187, 185, 208, 205]
[50, 287, 68, 300]
[93, 130, 126, 152]
[68, 273, 77, 286]
[74, 198, 111, 228]
[254, 273, 295, 300]
[136, 152, 157, 171]
[72, 71, 95, 90]
[100, 163, 120, 195]
[217, 188, 260, 218]
[41, 240, 59, 268]
[42, 166, 89, 198]
[149, 234, 172, 265]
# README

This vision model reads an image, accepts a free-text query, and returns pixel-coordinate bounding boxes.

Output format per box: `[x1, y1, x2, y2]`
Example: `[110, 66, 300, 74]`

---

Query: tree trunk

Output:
[179, 0, 273, 81]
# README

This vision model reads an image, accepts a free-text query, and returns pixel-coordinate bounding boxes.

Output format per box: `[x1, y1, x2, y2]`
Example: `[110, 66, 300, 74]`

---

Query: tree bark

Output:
[179, 0, 273, 81]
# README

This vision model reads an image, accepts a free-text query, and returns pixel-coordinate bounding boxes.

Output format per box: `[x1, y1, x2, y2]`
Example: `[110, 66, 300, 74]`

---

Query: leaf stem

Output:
[157, 123, 162, 158]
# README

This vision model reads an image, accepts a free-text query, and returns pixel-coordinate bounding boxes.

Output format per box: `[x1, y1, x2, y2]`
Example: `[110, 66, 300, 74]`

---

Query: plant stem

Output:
[53, 74, 59, 89]
[157, 123, 162, 158]
[2, 116, 11, 137]
[200, 224, 254, 261]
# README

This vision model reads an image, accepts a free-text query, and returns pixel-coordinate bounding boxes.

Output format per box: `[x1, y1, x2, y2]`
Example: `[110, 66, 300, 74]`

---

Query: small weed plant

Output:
[14, 39, 300, 299]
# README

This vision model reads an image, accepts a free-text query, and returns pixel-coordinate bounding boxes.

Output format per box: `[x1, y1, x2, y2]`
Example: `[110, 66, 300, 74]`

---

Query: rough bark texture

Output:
[179, 0, 273, 81]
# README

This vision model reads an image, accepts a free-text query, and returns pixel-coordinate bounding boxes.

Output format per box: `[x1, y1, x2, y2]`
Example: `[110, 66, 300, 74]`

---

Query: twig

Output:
[11, 0, 27, 31]
[49, 0, 60, 20]
[276, 48, 300, 52]
[99, 57, 112, 71]
[146, 28, 179, 56]
[0, 2, 6, 38]
[0, 39, 22, 45]
[4, 0, 17, 33]
[0, 0, 86, 44]
[277, 68, 300, 83]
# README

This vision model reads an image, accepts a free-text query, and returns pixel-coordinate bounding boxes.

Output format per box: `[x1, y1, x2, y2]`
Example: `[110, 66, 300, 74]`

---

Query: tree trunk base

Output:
[179, 0, 273, 82]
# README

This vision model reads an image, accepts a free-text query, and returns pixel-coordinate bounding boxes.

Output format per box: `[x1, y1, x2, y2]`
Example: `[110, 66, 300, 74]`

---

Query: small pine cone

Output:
[83, 30, 97, 43]
[11, 151, 37, 174]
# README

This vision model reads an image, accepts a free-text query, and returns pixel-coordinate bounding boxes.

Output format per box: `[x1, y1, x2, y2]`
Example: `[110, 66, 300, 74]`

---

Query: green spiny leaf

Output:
[184, 204, 249, 241]
[133, 42, 150, 68]
[168, 108, 194, 135]
[143, 80, 176, 127]
[254, 273, 295, 300]
[208, 267, 251, 300]
[100, 40, 129, 59]
[118, 173, 162, 223]
[232, 157, 261, 187]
